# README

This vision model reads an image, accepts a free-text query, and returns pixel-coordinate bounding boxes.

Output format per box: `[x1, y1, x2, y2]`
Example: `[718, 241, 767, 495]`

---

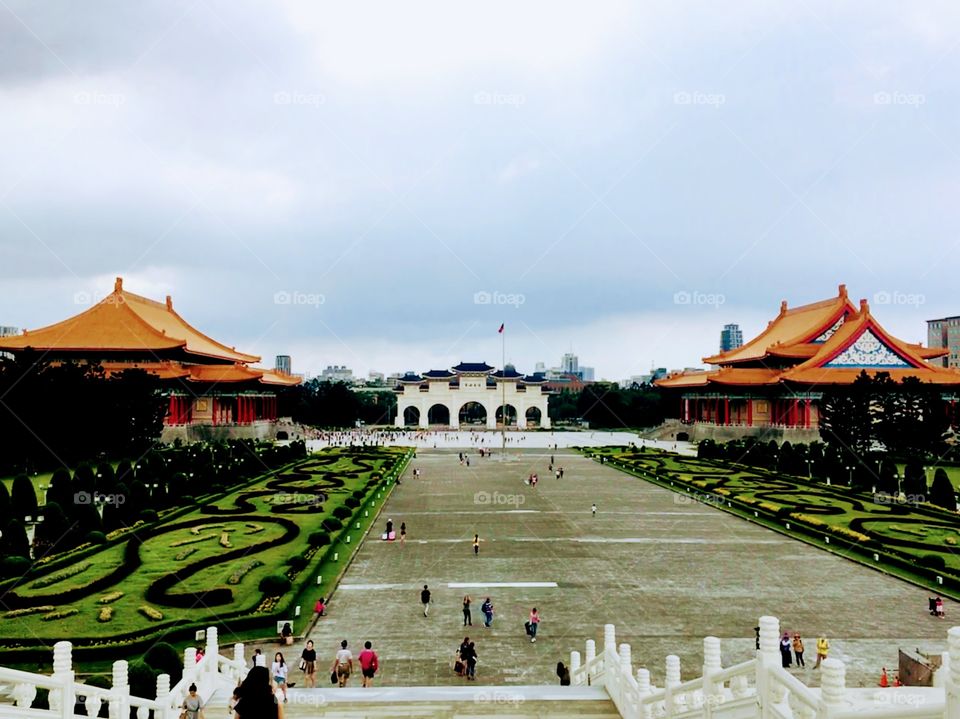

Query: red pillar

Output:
[746, 399, 753, 427]
[724, 397, 730, 426]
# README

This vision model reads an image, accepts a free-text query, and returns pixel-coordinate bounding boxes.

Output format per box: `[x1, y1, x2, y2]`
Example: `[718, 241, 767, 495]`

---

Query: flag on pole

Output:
[498, 323, 504, 334]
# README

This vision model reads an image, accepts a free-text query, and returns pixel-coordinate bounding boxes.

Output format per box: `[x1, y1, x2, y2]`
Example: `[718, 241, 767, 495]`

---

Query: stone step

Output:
[210, 686, 620, 718]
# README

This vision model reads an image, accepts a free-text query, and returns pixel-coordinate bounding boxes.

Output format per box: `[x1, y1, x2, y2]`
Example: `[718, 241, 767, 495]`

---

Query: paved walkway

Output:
[292, 449, 956, 689]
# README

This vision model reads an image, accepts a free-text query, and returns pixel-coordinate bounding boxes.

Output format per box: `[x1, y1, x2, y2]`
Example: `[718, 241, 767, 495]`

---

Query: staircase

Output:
[208, 686, 619, 718]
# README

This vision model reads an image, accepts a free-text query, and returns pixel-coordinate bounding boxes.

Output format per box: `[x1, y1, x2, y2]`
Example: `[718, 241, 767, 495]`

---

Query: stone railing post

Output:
[205, 626, 219, 678]
[585, 639, 596, 685]
[756, 615, 780, 717]
[636, 668, 652, 719]
[111, 660, 129, 719]
[817, 657, 846, 719]
[155, 673, 171, 719]
[604, 624, 617, 657]
[51, 641, 75, 719]
[665, 654, 681, 715]
[570, 651, 581, 685]
[946, 626, 960, 719]
[702, 635, 722, 718]
[233, 642, 246, 684]
[618, 643, 632, 708]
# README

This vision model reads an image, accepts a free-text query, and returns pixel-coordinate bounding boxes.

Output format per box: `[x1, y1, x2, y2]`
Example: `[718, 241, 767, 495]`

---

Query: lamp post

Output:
[805, 458, 812, 479]
[846, 465, 854, 487]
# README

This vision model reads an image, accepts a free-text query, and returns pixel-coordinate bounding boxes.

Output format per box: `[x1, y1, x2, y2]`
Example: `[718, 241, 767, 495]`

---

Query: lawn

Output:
[0, 446, 411, 657]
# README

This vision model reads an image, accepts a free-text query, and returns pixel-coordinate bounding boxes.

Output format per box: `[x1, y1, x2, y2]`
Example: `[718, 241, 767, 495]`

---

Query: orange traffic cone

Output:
[894, 674, 903, 687]
[879, 668, 889, 688]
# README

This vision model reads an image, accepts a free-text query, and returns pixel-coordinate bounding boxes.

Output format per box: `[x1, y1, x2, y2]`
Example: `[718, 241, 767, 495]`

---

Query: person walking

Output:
[559, 467, 564, 479]
[528, 608, 541, 643]
[792, 633, 805, 667]
[301, 639, 317, 688]
[462, 595, 472, 626]
[181, 683, 204, 719]
[472, 534, 480, 556]
[400, 522, 406, 546]
[456, 637, 470, 677]
[481, 597, 494, 627]
[814, 636, 829, 669]
[252, 648, 266, 667]
[232, 667, 279, 719]
[271, 652, 288, 703]
[462, 640, 478, 680]
[556, 661, 571, 685]
[936, 596, 945, 618]
[591, 503, 597, 517]
[421, 584, 432, 616]
[357, 641, 379, 688]
[332, 640, 353, 687]
[555, 469, 561, 480]
[779, 633, 792, 668]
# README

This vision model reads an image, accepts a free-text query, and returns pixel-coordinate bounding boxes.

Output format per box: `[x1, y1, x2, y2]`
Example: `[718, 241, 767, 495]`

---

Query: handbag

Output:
[299, 658, 306, 671]
[454, 659, 464, 675]
[330, 670, 338, 684]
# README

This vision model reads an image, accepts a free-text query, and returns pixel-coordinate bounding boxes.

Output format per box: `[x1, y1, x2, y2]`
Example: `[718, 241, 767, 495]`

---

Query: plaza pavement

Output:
[293, 447, 957, 689]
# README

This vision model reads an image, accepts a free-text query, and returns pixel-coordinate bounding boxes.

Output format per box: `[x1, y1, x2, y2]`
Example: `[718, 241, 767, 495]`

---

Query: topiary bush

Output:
[86, 531, 107, 545]
[344, 496, 360, 509]
[321, 517, 343, 532]
[0, 555, 31, 579]
[259, 574, 292, 596]
[144, 642, 182, 685]
[287, 555, 308, 571]
[332, 506, 352, 521]
[351, 490, 365, 500]
[139, 509, 159, 523]
[308, 531, 331, 547]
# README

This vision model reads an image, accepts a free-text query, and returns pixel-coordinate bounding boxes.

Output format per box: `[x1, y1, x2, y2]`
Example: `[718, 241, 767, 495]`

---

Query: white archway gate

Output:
[394, 364, 550, 429]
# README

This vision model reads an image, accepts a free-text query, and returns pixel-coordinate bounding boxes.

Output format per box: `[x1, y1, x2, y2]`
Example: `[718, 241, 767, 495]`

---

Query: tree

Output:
[929, 469, 957, 511]
[876, 459, 899, 496]
[1, 519, 30, 559]
[902, 462, 927, 499]
[11, 475, 37, 519]
[818, 371, 874, 459]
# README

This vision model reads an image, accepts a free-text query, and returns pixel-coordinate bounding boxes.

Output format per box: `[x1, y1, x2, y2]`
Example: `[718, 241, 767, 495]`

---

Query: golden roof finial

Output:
[859, 298, 869, 314]
[780, 300, 788, 314]
[114, 277, 123, 292]
[166, 295, 173, 310]
[838, 283, 847, 297]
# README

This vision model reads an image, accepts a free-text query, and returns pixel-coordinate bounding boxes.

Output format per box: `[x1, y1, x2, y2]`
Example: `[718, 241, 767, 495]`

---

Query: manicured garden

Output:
[584, 446, 960, 598]
[0, 445, 411, 663]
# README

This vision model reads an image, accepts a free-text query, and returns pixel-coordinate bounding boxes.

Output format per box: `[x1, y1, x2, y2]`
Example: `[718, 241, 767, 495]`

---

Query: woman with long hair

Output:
[233, 666, 280, 719]
[272, 652, 288, 703]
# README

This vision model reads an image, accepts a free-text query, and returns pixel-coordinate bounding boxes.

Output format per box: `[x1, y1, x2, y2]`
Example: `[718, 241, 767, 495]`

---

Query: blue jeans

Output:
[483, 612, 493, 627]
[467, 660, 476, 677]
[529, 622, 538, 638]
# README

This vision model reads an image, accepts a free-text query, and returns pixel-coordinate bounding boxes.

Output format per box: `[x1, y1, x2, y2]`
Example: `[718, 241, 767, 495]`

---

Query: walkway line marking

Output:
[447, 581, 558, 588]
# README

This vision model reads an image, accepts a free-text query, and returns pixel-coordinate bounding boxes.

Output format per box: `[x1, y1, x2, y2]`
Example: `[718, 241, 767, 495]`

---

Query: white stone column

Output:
[418, 401, 429, 428]
[946, 626, 960, 719]
[570, 651, 581, 684]
[756, 615, 779, 716]
[485, 403, 496, 429]
[818, 658, 846, 718]
[619, 643, 632, 675]
[155, 674, 171, 719]
[665, 655, 681, 712]
[636, 668, 652, 719]
[205, 626, 219, 679]
[111, 660, 129, 719]
[585, 639, 596, 685]
[51, 641, 75, 719]
[703, 635, 722, 717]
[604, 624, 617, 656]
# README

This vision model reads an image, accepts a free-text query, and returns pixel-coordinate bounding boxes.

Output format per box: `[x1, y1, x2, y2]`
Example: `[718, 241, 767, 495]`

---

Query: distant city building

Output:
[928, 316, 960, 368]
[0, 326, 19, 337]
[534, 361, 546, 373]
[560, 352, 579, 374]
[720, 323, 743, 352]
[321, 365, 354, 382]
[536, 352, 595, 382]
[367, 371, 385, 385]
[621, 368, 667, 388]
[275, 354, 292, 375]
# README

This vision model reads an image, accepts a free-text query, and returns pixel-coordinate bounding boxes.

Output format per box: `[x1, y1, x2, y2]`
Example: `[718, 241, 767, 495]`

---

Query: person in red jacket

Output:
[358, 641, 380, 688]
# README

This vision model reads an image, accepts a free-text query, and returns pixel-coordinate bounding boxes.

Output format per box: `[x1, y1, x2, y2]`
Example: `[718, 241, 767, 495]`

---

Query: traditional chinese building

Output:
[656, 285, 960, 441]
[0, 277, 299, 441]
[394, 362, 551, 429]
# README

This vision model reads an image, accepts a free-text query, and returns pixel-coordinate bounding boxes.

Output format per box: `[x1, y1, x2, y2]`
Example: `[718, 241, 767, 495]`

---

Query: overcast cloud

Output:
[1, 1, 959, 378]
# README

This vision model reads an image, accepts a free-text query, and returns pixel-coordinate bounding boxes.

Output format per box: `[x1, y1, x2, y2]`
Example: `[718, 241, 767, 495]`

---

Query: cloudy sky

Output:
[2, 1, 959, 380]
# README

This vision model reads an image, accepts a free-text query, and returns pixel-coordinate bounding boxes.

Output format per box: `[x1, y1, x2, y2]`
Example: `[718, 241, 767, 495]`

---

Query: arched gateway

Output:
[395, 363, 551, 429]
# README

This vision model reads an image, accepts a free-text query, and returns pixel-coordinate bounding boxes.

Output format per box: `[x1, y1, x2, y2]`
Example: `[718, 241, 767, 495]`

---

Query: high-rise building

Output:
[275, 354, 292, 375]
[560, 352, 579, 374]
[321, 365, 354, 382]
[720, 323, 743, 352]
[927, 316, 960, 368]
[0, 326, 19, 337]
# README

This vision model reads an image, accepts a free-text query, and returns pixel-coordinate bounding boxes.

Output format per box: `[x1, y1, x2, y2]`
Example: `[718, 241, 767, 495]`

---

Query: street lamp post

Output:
[846, 465, 854, 487]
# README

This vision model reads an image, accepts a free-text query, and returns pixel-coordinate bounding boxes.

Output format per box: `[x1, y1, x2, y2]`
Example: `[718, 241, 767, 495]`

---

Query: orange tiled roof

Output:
[188, 364, 264, 383]
[656, 370, 715, 388]
[0, 277, 260, 364]
[258, 369, 302, 386]
[703, 284, 855, 365]
[100, 361, 191, 380]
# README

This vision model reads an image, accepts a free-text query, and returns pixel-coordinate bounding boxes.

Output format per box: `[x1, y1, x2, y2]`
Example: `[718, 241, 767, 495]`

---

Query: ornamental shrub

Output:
[332, 505, 352, 520]
[308, 531, 331, 547]
[322, 517, 343, 532]
[287, 555, 308, 571]
[259, 574, 292, 596]
[86, 531, 107, 544]
[344, 496, 360, 509]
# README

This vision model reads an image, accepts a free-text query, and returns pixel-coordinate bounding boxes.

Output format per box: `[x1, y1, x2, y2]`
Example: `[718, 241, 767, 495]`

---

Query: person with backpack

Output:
[481, 597, 494, 627]
[331, 640, 353, 687]
[357, 641, 380, 688]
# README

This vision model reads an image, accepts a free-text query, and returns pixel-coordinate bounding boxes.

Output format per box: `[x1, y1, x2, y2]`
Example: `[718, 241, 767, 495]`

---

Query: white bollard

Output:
[820, 658, 846, 707]
[112, 660, 130, 719]
[604, 624, 617, 655]
[51, 641, 75, 717]
[619, 643, 632, 676]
